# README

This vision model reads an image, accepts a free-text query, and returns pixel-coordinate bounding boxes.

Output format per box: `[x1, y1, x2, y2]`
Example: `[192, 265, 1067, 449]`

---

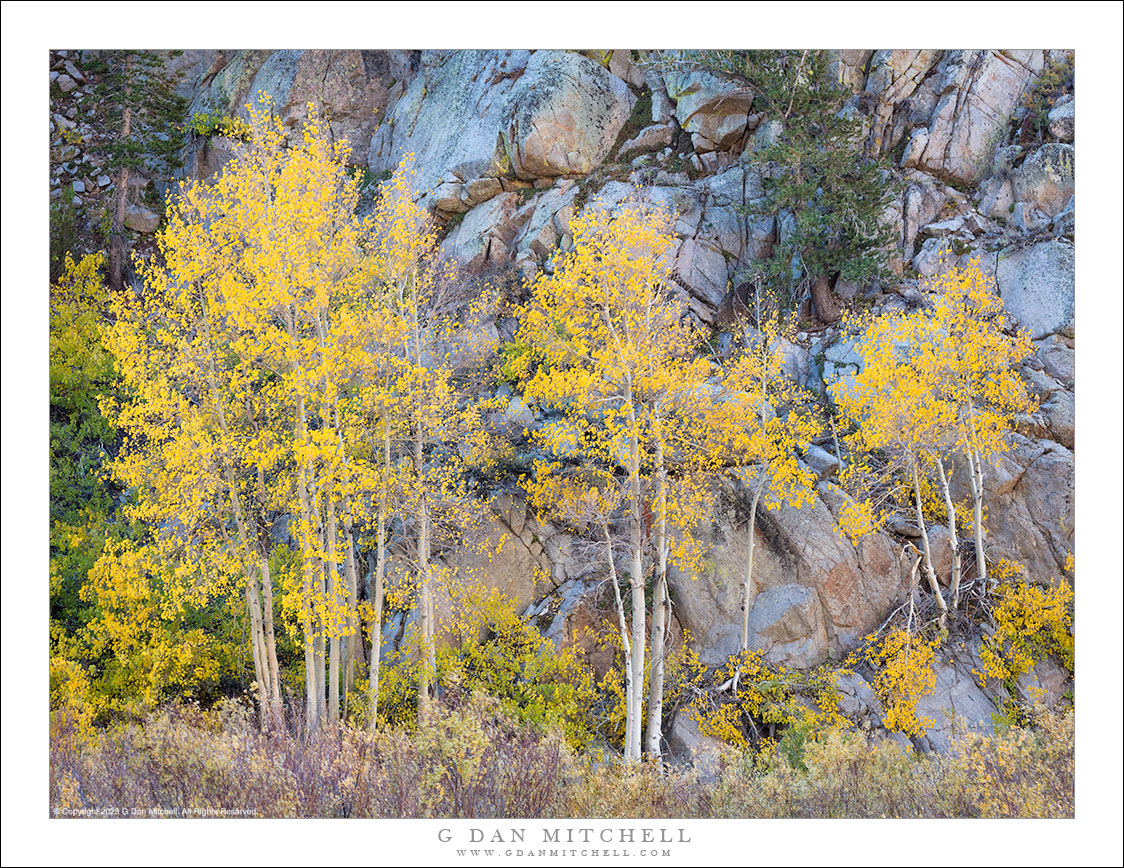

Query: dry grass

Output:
[50, 694, 1073, 819]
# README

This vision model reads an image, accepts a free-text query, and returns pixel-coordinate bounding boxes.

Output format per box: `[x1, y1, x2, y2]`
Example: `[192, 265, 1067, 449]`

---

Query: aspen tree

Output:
[520, 197, 718, 759]
[102, 232, 288, 727]
[366, 159, 444, 717]
[830, 309, 957, 626]
[833, 258, 1036, 622]
[366, 157, 499, 721]
[104, 98, 382, 731]
[920, 259, 1036, 592]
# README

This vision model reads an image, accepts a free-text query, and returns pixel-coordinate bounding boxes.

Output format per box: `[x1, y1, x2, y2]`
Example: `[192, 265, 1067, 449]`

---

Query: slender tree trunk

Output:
[199, 299, 280, 728]
[367, 420, 391, 732]
[327, 492, 341, 726]
[733, 474, 767, 695]
[313, 497, 328, 726]
[905, 551, 922, 635]
[966, 448, 987, 585]
[333, 402, 359, 722]
[260, 556, 283, 727]
[911, 454, 948, 628]
[740, 348, 771, 668]
[415, 425, 433, 719]
[342, 532, 359, 720]
[245, 566, 269, 727]
[407, 267, 436, 720]
[644, 420, 670, 758]
[288, 306, 321, 734]
[297, 443, 319, 733]
[109, 56, 132, 292]
[603, 522, 635, 761]
[625, 395, 645, 762]
[965, 399, 988, 586]
[934, 457, 962, 610]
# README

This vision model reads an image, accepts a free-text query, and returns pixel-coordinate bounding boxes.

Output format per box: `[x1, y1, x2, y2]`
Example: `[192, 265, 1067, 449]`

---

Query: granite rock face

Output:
[902, 50, 1042, 186]
[368, 50, 634, 204]
[187, 49, 397, 168]
[996, 240, 1075, 340]
[668, 475, 904, 668]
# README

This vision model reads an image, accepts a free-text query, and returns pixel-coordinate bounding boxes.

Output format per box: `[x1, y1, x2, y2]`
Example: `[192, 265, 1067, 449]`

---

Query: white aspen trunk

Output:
[327, 479, 341, 726]
[259, 556, 283, 727]
[736, 345, 772, 692]
[416, 439, 432, 719]
[644, 420, 670, 758]
[405, 266, 437, 720]
[333, 402, 359, 722]
[966, 448, 987, 585]
[965, 399, 988, 586]
[199, 300, 278, 729]
[342, 532, 359, 720]
[911, 454, 948, 628]
[905, 551, 922, 636]
[286, 306, 321, 734]
[733, 475, 767, 695]
[245, 568, 269, 728]
[934, 457, 962, 610]
[625, 395, 645, 763]
[314, 495, 328, 726]
[603, 522, 636, 761]
[297, 446, 319, 732]
[289, 303, 319, 734]
[367, 420, 390, 732]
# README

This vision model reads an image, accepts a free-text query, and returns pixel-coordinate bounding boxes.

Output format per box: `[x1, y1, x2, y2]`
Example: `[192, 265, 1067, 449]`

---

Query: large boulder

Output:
[995, 240, 1075, 339]
[1047, 97, 1074, 142]
[1011, 143, 1074, 217]
[746, 583, 830, 668]
[455, 503, 553, 615]
[674, 237, 730, 312]
[666, 708, 727, 775]
[507, 51, 636, 179]
[188, 49, 395, 167]
[944, 431, 1072, 583]
[439, 191, 532, 270]
[903, 50, 1042, 186]
[369, 50, 530, 198]
[1033, 335, 1075, 386]
[668, 474, 904, 667]
[982, 436, 1074, 581]
[665, 69, 756, 152]
[370, 50, 634, 202]
[912, 650, 999, 753]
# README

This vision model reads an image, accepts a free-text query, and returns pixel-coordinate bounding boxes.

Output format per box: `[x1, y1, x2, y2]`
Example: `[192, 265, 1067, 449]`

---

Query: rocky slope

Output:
[49, 48, 1075, 753]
